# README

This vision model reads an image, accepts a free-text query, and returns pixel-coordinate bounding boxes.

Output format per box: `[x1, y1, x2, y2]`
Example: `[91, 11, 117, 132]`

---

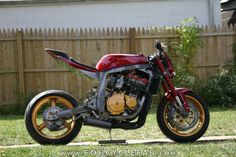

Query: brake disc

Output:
[167, 102, 199, 131]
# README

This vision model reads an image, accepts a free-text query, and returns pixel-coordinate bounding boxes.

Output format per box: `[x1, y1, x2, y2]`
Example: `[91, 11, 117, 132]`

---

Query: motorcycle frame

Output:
[46, 49, 191, 126]
[59, 58, 153, 119]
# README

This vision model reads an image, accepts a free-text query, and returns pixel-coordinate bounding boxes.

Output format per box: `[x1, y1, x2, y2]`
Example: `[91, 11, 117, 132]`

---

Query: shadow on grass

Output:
[0, 115, 24, 121]
[208, 106, 236, 112]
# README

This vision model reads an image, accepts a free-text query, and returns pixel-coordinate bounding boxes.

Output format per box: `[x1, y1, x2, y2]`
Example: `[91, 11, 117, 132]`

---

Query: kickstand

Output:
[98, 129, 126, 144]
[109, 129, 112, 140]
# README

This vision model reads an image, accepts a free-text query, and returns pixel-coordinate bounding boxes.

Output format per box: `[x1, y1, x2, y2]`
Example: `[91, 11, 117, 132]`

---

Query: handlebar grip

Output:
[155, 41, 164, 51]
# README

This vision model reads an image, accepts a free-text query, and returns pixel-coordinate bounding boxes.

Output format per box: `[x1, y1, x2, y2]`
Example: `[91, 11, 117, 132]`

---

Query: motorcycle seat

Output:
[45, 48, 98, 72]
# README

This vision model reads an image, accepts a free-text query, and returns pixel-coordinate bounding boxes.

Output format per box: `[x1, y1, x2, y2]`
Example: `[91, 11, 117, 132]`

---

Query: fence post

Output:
[16, 30, 25, 97]
[129, 28, 136, 53]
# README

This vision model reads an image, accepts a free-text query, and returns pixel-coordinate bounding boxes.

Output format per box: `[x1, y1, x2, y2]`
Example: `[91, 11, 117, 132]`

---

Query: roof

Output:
[221, 0, 236, 11]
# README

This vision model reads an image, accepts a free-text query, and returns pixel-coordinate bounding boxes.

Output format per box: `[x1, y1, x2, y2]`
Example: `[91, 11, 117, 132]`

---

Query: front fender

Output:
[164, 87, 192, 112]
[164, 87, 193, 100]
[174, 87, 193, 94]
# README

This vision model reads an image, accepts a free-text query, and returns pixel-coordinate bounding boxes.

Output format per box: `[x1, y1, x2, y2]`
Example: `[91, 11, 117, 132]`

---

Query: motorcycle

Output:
[25, 41, 209, 144]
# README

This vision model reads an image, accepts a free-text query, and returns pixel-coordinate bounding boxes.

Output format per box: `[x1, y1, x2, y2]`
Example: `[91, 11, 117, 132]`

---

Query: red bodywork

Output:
[46, 49, 148, 72]
[96, 54, 148, 72]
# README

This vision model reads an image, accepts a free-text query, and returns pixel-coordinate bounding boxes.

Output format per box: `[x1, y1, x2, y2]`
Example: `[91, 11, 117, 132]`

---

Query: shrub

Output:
[200, 42, 236, 107]
[201, 67, 236, 107]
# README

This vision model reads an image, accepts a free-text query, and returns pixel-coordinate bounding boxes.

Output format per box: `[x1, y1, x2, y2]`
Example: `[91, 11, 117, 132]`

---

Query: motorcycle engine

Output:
[106, 70, 149, 115]
[106, 93, 137, 115]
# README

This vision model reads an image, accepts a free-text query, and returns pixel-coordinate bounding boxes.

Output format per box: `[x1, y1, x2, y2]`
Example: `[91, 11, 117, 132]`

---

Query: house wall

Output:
[0, 0, 221, 29]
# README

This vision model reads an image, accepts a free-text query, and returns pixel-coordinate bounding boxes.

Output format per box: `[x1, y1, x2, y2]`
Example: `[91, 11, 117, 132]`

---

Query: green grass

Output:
[1, 142, 236, 157]
[0, 107, 236, 157]
[0, 107, 235, 145]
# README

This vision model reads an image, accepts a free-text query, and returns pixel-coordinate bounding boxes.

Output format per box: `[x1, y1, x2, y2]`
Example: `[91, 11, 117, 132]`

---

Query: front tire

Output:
[157, 91, 209, 143]
[25, 90, 82, 145]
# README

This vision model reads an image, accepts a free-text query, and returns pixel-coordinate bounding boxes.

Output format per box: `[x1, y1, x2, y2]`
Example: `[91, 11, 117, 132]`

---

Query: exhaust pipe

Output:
[83, 117, 112, 129]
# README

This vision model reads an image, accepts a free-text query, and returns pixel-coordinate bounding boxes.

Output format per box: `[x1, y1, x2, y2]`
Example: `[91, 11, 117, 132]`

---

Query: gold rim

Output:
[163, 95, 205, 137]
[32, 96, 75, 139]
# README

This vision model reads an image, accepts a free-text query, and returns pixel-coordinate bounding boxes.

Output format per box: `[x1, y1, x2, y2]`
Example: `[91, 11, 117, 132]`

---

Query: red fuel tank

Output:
[96, 54, 148, 72]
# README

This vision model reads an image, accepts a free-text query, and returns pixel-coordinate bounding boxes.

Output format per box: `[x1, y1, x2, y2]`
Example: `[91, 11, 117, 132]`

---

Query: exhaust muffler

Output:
[83, 117, 112, 129]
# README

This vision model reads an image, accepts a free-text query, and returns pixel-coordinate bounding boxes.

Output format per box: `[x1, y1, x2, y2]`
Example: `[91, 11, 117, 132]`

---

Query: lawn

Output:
[0, 107, 236, 157]
[1, 142, 236, 157]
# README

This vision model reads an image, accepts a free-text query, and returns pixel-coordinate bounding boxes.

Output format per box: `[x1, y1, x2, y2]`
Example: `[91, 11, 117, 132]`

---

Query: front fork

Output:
[162, 81, 190, 116]
[156, 58, 190, 117]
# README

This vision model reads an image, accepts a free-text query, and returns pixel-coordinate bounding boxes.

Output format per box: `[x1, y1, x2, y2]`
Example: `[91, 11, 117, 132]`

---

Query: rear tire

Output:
[157, 91, 209, 143]
[25, 90, 82, 145]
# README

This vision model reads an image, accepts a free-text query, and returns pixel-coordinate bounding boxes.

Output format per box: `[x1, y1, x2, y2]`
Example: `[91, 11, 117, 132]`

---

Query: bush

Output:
[200, 66, 236, 107]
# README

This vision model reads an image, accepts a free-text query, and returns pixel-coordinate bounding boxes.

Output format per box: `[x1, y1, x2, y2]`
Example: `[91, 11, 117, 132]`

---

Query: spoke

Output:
[37, 123, 46, 131]
[51, 99, 57, 107]
[173, 126, 178, 132]
[64, 121, 72, 130]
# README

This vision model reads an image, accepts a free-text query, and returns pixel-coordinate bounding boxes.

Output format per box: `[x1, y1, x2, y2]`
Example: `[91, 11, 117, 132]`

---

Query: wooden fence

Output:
[0, 25, 235, 109]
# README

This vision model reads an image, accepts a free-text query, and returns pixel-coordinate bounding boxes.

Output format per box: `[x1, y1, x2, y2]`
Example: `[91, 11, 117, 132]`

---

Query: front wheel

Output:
[25, 90, 82, 145]
[157, 91, 209, 143]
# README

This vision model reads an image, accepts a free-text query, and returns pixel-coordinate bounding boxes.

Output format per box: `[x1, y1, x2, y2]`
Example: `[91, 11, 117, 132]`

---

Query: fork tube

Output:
[156, 58, 190, 113]
[156, 58, 177, 97]
[161, 81, 169, 93]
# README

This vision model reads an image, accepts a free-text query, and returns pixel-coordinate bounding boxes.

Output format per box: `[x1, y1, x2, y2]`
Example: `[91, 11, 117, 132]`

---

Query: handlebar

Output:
[147, 41, 165, 62]
[155, 41, 164, 52]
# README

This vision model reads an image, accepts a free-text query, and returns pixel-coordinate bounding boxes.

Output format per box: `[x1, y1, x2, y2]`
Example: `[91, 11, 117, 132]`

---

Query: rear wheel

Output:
[157, 91, 209, 143]
[25, 90, 82, 145]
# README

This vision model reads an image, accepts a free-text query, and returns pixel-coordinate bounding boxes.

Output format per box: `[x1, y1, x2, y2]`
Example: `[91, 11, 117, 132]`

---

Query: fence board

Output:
[0, 25, 235, 108]
[16, 30, 25, 96]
